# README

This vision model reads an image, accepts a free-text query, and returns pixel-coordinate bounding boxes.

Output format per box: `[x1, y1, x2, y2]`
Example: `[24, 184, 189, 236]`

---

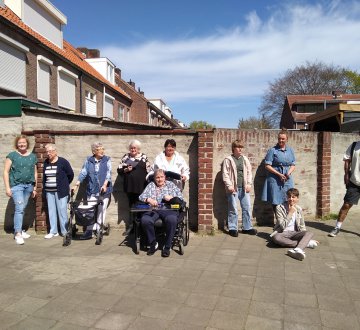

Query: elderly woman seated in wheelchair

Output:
[138, 168, 185, 257]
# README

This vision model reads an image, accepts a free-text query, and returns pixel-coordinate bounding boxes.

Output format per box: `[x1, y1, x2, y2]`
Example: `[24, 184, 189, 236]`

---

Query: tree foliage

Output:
[259, 61, 357, 127]
[344, 70, 360, 93]
[189, 120, 215, 129]
[238, 116, 272, 129]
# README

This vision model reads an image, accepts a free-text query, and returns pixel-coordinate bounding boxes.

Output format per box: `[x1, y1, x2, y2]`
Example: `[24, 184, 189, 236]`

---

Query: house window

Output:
[125, 108, 130, 122]
[0, 33, 29, 95]
[58, 66, 77, 110]
[104, 94, 114, 118]
[107, 63, 114, 84]
[85, 90, 97, 116]
[118, 104, 124, 121]
[37, 55, 53, 103]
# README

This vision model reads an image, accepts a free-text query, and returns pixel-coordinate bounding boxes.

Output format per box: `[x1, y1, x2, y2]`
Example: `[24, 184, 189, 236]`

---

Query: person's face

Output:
[46, 148, 57, 161]
[16, 138, 28, 152]
[287, 194, 299, 207]
[233, 146, 243, 157]
[94, 146, 105, 159]
[278, 134, 287, 148]
[129, 145, 139, 157]
[165, 144, 175, 157]
[155, 172, 166, 187]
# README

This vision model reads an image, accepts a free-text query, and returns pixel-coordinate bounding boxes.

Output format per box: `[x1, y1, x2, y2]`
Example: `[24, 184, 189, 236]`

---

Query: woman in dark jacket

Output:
[43, 144, 74, 239]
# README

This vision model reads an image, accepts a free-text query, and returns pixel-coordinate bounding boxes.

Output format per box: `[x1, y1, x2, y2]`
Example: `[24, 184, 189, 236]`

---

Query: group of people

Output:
[3, 136, 189, 257]
[4, 133, 359, 260]
[222, 131, 360, 261]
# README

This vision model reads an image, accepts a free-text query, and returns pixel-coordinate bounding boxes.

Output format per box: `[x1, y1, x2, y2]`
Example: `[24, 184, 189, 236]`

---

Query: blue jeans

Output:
[46, 192, 69, 235]
[227, 187, 252, 231]
[11, 183, 34, 234]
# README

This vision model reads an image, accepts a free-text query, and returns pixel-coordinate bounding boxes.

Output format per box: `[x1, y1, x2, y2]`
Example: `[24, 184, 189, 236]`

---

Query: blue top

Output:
[78, 155, 113, 198]
[139, 180, 183, 204]
[261, 144, 296, 205]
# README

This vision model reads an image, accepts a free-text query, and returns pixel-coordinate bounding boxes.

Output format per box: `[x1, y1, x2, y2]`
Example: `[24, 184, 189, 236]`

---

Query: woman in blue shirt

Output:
[261, 130, 296, 208]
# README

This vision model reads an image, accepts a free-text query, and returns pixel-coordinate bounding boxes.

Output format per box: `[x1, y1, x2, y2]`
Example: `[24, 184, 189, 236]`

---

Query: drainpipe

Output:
[79, 71, 83, 113]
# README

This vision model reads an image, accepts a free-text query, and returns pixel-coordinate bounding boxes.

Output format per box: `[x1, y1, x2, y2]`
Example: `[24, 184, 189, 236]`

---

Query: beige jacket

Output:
[273, 203, 306, 232]
[222, 155, 252, 193]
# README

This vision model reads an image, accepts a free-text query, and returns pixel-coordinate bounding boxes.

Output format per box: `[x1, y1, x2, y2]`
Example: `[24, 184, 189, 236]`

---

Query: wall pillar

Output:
[197, 130, 214, 233]
[317, 131, 331, 217]
[33, 130, 55, 232]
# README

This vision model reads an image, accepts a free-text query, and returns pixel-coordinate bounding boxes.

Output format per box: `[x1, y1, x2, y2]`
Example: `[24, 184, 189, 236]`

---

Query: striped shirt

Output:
[44, 163, 58, 192]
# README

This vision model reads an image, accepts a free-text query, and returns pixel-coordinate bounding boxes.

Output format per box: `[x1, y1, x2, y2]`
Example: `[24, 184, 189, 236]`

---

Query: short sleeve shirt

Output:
[6, 151, 37, 187]
[344, 141, 360, 186]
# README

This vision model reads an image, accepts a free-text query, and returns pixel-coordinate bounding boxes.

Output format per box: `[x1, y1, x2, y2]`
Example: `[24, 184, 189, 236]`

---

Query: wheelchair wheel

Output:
[182, 209, 189, 246]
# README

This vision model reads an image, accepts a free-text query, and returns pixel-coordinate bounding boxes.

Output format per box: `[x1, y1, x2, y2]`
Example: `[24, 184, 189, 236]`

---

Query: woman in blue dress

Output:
[261, 130, 296, 208]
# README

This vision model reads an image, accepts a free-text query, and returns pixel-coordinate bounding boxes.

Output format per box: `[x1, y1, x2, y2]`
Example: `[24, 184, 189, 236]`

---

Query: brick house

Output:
[0, 0, 180, 129]
[280, 93, 360, 130]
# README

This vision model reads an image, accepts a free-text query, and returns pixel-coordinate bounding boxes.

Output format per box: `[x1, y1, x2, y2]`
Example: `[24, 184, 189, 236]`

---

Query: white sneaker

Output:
[288, 247, 306, 261]
[44, 233, 59, 239]
[22, 230, 31, 239]
[307, 239, 318, 249]
[15, 235, 24, 245]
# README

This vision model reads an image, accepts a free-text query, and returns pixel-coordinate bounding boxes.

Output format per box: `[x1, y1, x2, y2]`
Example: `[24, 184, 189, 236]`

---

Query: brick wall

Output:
[1, 111, 359, 234]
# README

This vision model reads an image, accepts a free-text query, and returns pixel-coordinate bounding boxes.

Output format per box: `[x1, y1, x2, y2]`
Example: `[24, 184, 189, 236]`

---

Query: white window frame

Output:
[37, 55, 53, 103]
[57, 66, 77, 110]
[118, 104, 124, 121]
[85, 89, 97, 116]
[103, 93, 114, 118]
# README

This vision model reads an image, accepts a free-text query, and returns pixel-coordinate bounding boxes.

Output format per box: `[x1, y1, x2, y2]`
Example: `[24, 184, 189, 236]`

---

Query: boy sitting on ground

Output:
[271, 188, 318, 261]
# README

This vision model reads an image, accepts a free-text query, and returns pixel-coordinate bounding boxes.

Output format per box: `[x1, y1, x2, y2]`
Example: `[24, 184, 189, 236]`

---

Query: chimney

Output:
[137, 87, 144, 96]
[115, 68, 121, 79]
[128, 79, 135, 89]
[332, 90, 342, 99]
[77, 47, 100, 58]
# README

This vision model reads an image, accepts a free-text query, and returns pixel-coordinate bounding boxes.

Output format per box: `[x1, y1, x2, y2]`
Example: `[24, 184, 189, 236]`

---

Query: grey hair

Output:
[91, 142, 104, 153]
[128, 139, 141, 150]
[154, 168, 166, 177]
[45, 143, 57, 151]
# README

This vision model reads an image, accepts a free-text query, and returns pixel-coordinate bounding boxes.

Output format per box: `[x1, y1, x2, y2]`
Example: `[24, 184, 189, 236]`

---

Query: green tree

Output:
[344, 70, 360, 93]
[189, 121, 215, 129]
[238, 116, 273, 129]
[259, 61, 354, 127]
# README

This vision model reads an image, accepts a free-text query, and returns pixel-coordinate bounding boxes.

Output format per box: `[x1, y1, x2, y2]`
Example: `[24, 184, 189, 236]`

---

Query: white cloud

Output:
[101, 1, 360, 104]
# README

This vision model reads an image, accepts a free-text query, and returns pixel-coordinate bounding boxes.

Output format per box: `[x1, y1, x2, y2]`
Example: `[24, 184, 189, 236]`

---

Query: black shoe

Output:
[161, 247, 170, 257]
[241, 228, 257, 235]
[229, 230, 238, 237]
[147, 241, 158, 256]
[80, 230, 93, 240]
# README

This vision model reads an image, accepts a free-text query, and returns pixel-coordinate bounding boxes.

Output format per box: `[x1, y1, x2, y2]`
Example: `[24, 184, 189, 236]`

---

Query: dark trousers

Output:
[141, 209, 179, 249]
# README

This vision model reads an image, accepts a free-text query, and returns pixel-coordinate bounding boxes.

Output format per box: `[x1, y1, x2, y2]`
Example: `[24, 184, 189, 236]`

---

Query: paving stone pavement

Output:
[0, 215, 359, 330]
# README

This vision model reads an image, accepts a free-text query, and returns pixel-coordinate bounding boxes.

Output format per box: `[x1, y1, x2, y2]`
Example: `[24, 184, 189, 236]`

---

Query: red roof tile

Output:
[287, 94, 360, 109]
[0, 6, 131, 100]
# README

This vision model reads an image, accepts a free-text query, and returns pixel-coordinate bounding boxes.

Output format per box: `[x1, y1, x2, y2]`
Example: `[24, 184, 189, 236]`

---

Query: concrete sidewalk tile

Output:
[94, 311, 137, 330]
[138, 274, 171, 288]
[257, 266, 285, 279]
[168, 321, 205, 330]
[149, 265, 179, 277]
[5, 296, 49, 315]
[206, 261, 232, 273]
[49, 322, 89, 329]
[317, 294, 354, 313]
[215, 296, 250, 315]
[99, 280, 135, 296]
[284, 305, 321, 325]
[173, 306, 212, 327]
[127, 316, 169, 330]
[283, 321, 322, 330]
[249, 300, 284, 321]
[233, 257, 259, 266]
[8, 316, 56, 330]
[252, 287, 284, 304]
[58, 306, 106, 327]
[209, 310, 246, 329]
[33, 300, 72, 320]
[226, 274, 256, 287]
[314, 283, 346, 296]
[164, 276, 198, 292]
[211, 254, 237, 264]
[320, 310, 360, 329]
[187, 252, 214, 262]
[0, 293, 21, 311]
[222, 284, 253, 300]
[244, 315, 282, 330]
[111, 296, 148, 315]
[182, 259, 209, 270]
[285, 280, 315, 294]
[123, 284, 161, 301]
[284, 292, 318, 308]
[312, 274, 346, 288]
[141, 300, 180, 320]
[172, 268, 203, 279]
[193, 281, 224, 295]
[185, 293, 219, 310]
[0, 311, 27, 329]
[255, 276, 285, 290]
[284, 270, 313, 282]
[199, 270, 228, 283]
[346, 285, 360, 300]
[230, 264, 257, 276]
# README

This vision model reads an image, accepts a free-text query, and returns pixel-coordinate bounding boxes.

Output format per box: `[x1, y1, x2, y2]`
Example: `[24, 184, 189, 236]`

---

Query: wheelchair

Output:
[131, 202, 189, 255]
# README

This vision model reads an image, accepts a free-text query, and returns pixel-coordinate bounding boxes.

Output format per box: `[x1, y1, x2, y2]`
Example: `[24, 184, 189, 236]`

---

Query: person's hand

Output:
[278, 173, 287, 182]
[101, 184, 107, 194]
[228, 187, 235, 194]
[72, 185, 79, 193]
[163, 195, 173, 201]
[147, 198, 158, 207]
[181, 175, 186, 182]
[245, 185, 251, 193]
[126, 165, 133, 173]
[32, 190, 37, 198]
[5, 188, 12, 197]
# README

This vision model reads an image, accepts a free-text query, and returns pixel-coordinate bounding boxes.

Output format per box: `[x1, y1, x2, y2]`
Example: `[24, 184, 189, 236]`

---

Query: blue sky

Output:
[51, 0, 360, 128]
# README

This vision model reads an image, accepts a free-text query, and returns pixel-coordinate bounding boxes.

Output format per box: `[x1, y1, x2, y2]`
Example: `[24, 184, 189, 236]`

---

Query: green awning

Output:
[0, 98, 54, 116]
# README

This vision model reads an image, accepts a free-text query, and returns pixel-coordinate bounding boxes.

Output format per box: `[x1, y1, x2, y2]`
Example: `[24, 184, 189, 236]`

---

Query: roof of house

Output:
[286, 94, 360, 111]
[0, 5, 131, 101]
